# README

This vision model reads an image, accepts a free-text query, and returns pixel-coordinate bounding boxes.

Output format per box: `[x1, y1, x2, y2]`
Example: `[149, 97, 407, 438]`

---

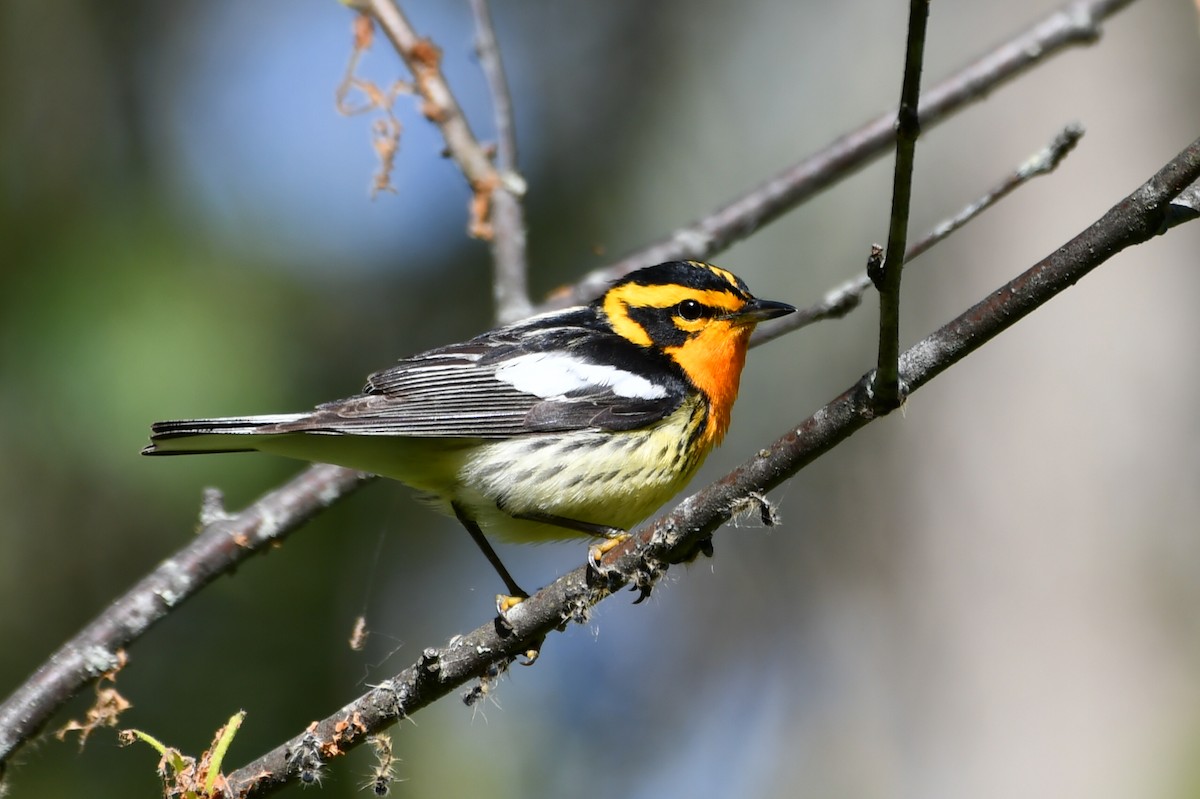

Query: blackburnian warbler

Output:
[144, 261, 794, 598]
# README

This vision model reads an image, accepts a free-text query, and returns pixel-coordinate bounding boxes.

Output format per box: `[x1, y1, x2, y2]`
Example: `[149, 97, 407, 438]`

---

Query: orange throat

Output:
[666, 323, 753, 448]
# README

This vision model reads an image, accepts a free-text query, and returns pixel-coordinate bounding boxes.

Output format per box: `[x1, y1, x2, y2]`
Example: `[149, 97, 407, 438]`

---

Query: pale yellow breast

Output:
[453, 398, 711, 542]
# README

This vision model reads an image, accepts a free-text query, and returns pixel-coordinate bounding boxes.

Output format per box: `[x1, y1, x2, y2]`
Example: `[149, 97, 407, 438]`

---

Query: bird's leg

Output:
[509, 512, 631, 572]
[452, 502, 528, 607]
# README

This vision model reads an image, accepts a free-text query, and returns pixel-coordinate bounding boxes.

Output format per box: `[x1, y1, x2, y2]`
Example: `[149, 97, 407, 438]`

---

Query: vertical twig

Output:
[469, 0, 533, 322]
[870, 0, 930, 412]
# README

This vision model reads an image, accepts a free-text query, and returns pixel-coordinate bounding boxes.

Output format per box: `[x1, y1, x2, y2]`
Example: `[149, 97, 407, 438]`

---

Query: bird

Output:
[144, 260, 794, 601]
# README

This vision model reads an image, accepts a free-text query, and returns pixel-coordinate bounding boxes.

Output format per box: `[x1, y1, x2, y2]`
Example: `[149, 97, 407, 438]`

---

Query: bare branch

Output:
[909, 123, 1085, 260]
[0, 465, 374, 768]
[347, 0, 502, 239]
[871, 0, 930, 411]
[469, 0, 532, 322]
[750, 123, 1085, 348]
[546, 0, 1139, 310]
[224, 136, 1200, 798]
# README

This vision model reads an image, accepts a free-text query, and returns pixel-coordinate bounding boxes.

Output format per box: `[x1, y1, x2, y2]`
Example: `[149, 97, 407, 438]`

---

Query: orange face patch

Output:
[664, 320, 754, 447]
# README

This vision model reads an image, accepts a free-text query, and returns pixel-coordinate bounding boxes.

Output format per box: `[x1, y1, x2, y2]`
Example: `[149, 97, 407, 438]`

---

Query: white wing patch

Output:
[494, 353, 668, 400]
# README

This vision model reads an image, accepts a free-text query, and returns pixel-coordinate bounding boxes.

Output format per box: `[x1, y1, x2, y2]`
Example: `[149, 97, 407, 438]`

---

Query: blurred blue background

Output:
[2, 1, 1200, 797]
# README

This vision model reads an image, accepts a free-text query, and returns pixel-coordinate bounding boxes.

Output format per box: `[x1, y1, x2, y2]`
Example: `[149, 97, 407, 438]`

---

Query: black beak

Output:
[731, 297, 795, 325]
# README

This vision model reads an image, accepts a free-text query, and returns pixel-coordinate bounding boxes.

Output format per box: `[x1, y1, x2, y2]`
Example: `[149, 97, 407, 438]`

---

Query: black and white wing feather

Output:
[309, 309, 687, 438]
[147, 308, 688, 448]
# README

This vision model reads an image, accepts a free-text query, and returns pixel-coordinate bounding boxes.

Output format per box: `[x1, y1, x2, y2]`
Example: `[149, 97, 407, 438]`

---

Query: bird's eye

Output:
[676, 299, 705, 321]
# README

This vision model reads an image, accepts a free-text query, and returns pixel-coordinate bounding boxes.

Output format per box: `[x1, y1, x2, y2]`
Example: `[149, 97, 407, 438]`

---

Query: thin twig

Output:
[336, 16, 407, 197]
[469, 0, 533, 322]
[224, 135, 1200, 797]
[545, 0, 1138, 310]
[751, 123, 1086, 348]
[347, 0, 501, 239]
[910, 123, 1085, 260]
[871, 0, 930, 411]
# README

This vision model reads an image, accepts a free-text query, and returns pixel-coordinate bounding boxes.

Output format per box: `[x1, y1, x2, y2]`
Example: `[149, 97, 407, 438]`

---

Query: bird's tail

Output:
[142, 414, 308, 455]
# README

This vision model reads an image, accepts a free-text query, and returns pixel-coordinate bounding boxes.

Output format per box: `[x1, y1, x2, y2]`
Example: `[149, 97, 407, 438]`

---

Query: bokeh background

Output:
[2, 0, 1200, 797]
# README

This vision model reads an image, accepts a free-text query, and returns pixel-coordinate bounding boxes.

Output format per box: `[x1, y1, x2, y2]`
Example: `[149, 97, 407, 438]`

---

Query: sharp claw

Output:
[519, 640, 543, 666]
[628, 559, 665, 604]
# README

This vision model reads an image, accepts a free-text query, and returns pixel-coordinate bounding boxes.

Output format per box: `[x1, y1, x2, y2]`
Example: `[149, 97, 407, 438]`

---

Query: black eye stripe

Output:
[624, 304, 689, 349]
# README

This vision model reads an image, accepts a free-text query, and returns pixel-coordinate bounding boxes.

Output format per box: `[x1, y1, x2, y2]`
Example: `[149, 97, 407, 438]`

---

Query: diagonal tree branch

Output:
[343, 2, 508, 252]
[547, 0, 1138, 310]
[223, 135, 1200, 798]
[349, 0, 532, 319]
[347, 0, 494, 191]
[0, 466, 375, 771]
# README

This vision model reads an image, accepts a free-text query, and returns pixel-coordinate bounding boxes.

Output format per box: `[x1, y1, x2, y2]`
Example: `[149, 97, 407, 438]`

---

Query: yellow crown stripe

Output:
[687, 261, 741, 290]
[607, 283, 744, 313]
